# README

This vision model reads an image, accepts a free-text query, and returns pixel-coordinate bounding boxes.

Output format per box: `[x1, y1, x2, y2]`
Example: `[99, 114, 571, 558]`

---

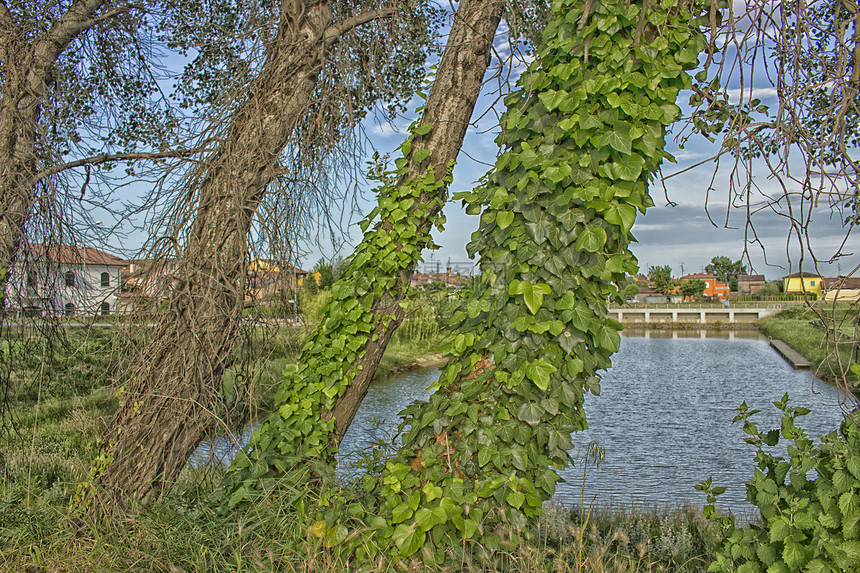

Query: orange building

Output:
[679, 273, 730, 301]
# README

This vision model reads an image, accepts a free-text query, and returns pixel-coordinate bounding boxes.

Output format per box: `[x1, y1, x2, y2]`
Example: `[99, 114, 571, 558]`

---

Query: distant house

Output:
[737, 274, 766, 295]
[410, 268, 465, 289]
[679, 273, 730, 301]
[822, 276, 860, 301]
[117, 258, 177, 314]
[783, 272, 823, 298]
[248, 260, 307, 300]
[5, 244, 125, 317]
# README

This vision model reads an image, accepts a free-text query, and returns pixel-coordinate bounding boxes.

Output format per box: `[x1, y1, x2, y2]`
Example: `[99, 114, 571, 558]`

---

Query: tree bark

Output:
[93, 0, 335, 507]
[323, 0, 505, 438]
[0, 0, 108, 297]
[95, 0, 402, 507]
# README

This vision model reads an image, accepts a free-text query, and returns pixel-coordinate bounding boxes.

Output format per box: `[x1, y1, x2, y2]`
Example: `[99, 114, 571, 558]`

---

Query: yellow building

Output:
[783, 272, 823, 298]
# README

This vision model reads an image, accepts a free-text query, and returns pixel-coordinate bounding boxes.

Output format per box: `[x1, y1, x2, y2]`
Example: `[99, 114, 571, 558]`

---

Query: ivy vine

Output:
[357, 0, 710, 565]
[221, 109, 454, 503]
[223, 0, 712, 567]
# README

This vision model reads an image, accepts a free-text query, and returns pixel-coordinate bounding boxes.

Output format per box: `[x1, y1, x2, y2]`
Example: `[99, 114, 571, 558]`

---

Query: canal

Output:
[339, 330, 846, 515]
[195, 330, 847, 515]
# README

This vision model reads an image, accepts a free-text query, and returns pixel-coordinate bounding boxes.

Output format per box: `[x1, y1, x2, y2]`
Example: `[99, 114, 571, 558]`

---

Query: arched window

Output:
[101, 272, 110, 287]
[64, 271, 75, 287]
[64, 303, 75, 316]
[100, 302, 110, 316]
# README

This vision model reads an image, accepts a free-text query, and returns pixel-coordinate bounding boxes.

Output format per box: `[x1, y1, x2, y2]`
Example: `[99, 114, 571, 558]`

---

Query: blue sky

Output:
[297, 15, 859, 282]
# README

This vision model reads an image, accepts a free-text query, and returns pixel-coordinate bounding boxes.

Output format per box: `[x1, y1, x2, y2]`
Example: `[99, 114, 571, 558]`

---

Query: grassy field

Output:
[758, 306, 859, 385]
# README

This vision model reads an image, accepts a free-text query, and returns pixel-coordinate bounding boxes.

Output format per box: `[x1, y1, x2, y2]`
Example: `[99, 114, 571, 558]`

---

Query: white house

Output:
[5, 244, 126, 317]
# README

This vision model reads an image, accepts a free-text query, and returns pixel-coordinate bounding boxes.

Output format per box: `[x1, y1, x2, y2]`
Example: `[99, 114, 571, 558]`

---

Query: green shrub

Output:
[701, 394, 860, 572]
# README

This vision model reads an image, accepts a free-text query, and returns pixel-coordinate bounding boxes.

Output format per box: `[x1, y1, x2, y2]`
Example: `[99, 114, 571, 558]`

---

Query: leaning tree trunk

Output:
[324, 0, 505, 437]
[93, 1, 337, 508]
[223, 0, 505, 502]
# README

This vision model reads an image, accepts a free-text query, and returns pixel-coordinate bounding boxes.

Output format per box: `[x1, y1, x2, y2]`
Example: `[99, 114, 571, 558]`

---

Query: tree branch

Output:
[35, 148, 207, 180]
[323, 6, 397, 47]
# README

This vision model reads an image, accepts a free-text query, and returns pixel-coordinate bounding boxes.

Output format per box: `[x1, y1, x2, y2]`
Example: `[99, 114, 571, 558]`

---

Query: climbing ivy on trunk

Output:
[361, 0, 710, 565]
[225, 0, 710, 567]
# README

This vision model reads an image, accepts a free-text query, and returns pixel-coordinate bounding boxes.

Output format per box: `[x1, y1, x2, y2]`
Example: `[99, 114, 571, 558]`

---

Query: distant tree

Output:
[648, 265, 676, 301]
[303, 273, 319, 296]
[314, 259, 334, 290]
[619, 276, 639, 300]
[331, 257, 349, 282]
[759, 282, 781, 297]
[680, 278, 707, 301]
[705, 256, 747, 291]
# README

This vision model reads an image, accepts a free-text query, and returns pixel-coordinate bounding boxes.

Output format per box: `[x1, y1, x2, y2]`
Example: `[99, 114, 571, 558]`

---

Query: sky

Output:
[96, 3, 858, 284]
[296, 13, 859, 283]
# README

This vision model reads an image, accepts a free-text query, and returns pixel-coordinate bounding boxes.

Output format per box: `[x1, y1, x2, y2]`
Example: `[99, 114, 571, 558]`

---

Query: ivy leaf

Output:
[525, 359, 557, 391]
[576, 227, 607, 253]
[604, 203, 637, 233]
[415, 505, 447, 532]
[605, 154, 645, 181]
[544, 163, 572, 183]
[598, 125, 632, 155]
[497, 210, 514, 229]
[538, 89, 568, 111]
[517, 401, 545, 426]
[510, 280, 551, 314]
[393, 524, 425, 557]
[506, 490, 525, 509]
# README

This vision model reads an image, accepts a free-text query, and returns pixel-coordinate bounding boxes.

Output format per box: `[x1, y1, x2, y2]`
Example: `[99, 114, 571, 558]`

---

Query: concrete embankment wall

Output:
[607, 307, 780, 326]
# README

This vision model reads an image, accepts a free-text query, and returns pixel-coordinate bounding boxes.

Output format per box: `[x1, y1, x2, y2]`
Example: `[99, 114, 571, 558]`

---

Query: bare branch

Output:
[34, 148, 208, 180]
[324, 6, 397, 47]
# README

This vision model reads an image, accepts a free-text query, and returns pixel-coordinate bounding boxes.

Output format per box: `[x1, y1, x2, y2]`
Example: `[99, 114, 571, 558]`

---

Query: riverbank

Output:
[1, 480, 722, 572]
[758, 307, 858, 386]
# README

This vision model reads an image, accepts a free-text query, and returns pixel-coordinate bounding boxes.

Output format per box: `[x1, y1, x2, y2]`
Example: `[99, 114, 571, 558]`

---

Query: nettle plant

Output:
[700, 395, 860, 572]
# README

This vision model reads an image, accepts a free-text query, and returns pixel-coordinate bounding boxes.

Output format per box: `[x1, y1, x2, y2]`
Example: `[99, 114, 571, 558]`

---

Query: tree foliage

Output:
[648, 265, 676, 299]
[680, 278, 707, 300]
[705, 255, 746, 291]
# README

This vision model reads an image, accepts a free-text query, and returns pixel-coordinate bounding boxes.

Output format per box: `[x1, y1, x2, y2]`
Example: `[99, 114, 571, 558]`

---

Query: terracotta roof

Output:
[784, 271, 821, 278]
[29, 244, 125, 267]
[680, 273, 716, 280]
[738, 274, 765, 281]
[824, 277, 860, 290]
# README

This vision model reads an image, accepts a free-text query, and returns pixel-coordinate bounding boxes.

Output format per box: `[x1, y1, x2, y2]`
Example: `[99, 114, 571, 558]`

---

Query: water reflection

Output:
[194, 331, 847, 516]
[555, 334, 845, 515]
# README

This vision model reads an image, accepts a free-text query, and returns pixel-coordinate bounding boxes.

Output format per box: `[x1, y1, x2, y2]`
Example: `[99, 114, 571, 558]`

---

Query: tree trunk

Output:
[325, 0, 505, 438]
[94, 0, 335, 507]
[0, 0, 108, 299]
[219, 0, 506, 501]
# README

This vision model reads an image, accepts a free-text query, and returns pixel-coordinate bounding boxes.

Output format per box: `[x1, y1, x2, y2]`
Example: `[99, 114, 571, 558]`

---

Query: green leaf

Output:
[575, 227, 607, 253]
[598, 126, 632, 155]
[604, 203, 637, 233]
[497, 210, 514, 229]
[507, 490, 525, 509]
[782, 541, 807, 569]
[525, 359, 557, 392]
[391, 503, 413, 523]
[414, 505, 447, 532]
[517, 401, 544, 426]
[392, 524, 425, 557]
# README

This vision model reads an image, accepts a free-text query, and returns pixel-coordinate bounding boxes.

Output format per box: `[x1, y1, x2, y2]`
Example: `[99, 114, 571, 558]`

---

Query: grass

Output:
[758, 306, 859, 384]
[0, 476, 724, 573]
